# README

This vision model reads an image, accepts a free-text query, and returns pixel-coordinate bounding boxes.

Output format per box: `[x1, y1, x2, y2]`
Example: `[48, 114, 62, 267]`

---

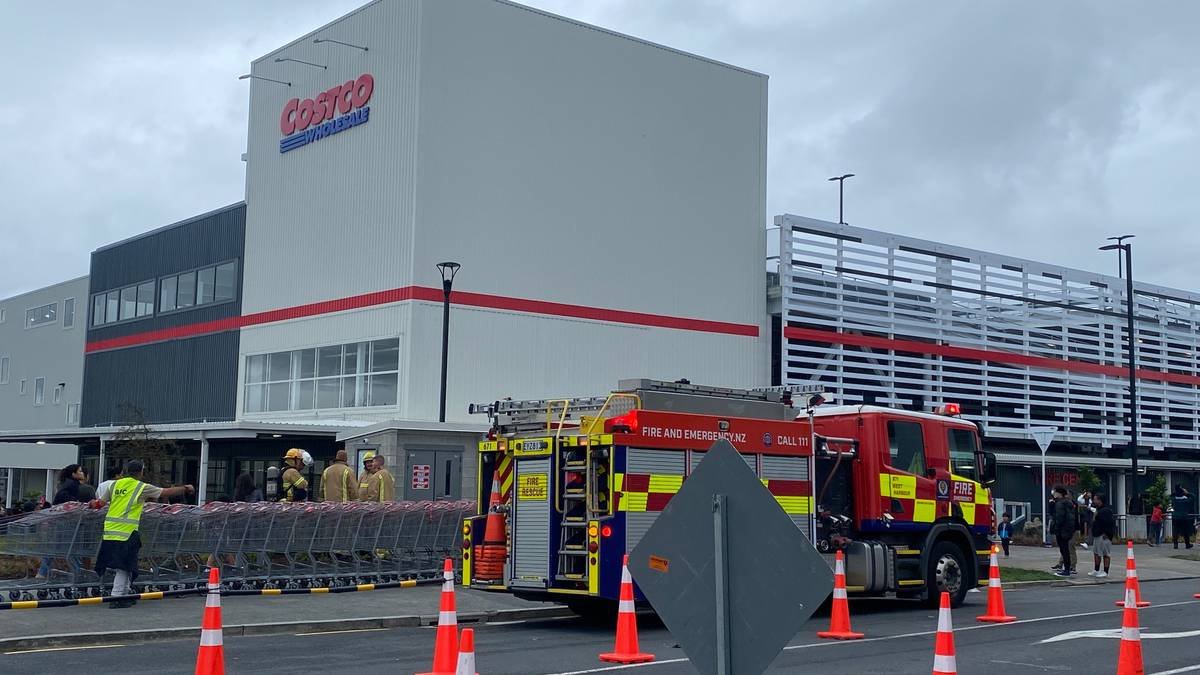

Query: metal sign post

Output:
[1030, 426, 1057, 546]
[713, 494, 731, 675]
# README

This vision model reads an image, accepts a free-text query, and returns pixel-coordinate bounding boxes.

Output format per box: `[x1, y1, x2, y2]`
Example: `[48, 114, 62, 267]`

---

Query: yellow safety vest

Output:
[103, 477, 148, 542]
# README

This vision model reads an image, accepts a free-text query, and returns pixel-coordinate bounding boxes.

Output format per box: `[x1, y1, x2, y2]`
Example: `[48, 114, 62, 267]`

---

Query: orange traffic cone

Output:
[976, 545, 1016, 623]
[932, 591, 957, 675]
[455, 627, 477, 675]
[1116, 586, 1145, 675]
[473, 476, 507, 581]
[418, 559, 460, 675]
[1114, 541, 1150, 608]
[194, 567, 225, 675]
[599, 555, 654, 664]
[817, 550, 864, 639]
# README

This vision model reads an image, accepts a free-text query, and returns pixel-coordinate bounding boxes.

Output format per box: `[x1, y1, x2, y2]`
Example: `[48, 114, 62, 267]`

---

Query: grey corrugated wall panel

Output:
[81, 332, 240, 426]
[82, 204, 245, 426]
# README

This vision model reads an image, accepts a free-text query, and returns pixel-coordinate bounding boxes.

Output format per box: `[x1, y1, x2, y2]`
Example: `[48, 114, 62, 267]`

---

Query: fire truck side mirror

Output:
[978, 451, 998, 486]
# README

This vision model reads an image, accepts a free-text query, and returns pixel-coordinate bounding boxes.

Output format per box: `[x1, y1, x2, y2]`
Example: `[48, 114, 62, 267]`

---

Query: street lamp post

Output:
[827, 173, 854, 224]
[1099, 236, 1139, 514]
[436, 262, 461, 423]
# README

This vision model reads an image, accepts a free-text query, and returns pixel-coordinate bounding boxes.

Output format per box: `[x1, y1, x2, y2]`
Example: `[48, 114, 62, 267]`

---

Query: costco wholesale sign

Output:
[279, 73, 374, 153]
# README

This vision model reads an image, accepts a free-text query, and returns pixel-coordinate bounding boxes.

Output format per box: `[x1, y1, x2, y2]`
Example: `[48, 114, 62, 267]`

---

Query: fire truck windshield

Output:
[947, 428, 979, 481]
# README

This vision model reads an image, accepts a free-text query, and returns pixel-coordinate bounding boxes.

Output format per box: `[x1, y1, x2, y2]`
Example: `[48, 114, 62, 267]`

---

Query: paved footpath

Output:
[1003, 541, 1200, 582]
[5, 578, 1199, 674]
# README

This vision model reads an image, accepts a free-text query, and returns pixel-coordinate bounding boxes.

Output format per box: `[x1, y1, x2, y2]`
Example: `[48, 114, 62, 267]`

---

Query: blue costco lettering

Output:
[280, 107, 370, 153]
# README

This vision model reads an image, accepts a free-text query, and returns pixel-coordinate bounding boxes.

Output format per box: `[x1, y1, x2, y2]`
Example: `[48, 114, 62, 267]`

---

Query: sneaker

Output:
[1050, 564, 1064, 571]
[1070, 569, 1078, 575]
[1096, 571, 1108, 578]
[1080, 543, 1089, 549]
[1054, 570, 1072, 577]
[1087, 570, 1098, 576]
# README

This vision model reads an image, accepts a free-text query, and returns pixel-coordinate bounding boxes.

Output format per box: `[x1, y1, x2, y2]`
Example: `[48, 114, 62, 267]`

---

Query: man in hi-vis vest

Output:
[96, 460, 194, 608]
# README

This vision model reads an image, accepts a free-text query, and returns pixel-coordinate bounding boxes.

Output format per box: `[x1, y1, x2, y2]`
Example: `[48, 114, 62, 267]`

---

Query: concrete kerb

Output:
[1001, 573, 1200, 590]
[0, 605, 576, 652]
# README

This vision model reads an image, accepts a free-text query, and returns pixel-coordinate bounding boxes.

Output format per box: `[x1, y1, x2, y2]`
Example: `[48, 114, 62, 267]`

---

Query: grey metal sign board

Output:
[629, 440, 833, 675]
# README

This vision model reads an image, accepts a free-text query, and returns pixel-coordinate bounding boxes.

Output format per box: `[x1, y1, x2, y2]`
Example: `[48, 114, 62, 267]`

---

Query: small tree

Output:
[1143, 474, 1170, 512]
[1076, 467, 1102, 495]
[107, 403, 182, 487]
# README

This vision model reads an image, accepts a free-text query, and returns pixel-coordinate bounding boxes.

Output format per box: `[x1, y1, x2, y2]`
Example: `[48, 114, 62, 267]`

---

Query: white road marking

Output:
[543, 599, 1200, 675]
[990, 660, 1070, 671]
[294, 627, 388, 636]
[487, 616, 577, 627]
[6, 644, 125, 655]
[1150, 666, 1200, 675]
[1041, 627, 1200, 643]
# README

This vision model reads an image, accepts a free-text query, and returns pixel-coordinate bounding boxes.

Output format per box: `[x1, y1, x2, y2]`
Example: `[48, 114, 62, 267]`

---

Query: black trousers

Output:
[1000, 538, 1011, 555]
[1173, 520, 1195, 547]
[1056, 534, 1073, 572]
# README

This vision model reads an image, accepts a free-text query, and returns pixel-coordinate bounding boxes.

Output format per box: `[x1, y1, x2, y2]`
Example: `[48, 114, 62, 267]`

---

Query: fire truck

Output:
[462, 379, 998, 611]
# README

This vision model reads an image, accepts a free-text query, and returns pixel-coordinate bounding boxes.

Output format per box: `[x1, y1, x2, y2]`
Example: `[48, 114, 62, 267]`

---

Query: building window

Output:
[25, 303, 57, 328]
[160, 276, 177, 312]
[159, 259, 240, 314]
[136, 282, 155, 317]
[245, 338, 401, 413]
[0, 307, 5, 323]
[66, 403, 80, 425]
[92, 294, 105, 327]
[53, 384, 63, 405]
[177, 271, 196, 308]
[33, 377, 45, 406]
[63, 298, 75, 329]
[119, 286, 138, 320]
[0, 356, 8, 384]
[19, 379, 26, 395]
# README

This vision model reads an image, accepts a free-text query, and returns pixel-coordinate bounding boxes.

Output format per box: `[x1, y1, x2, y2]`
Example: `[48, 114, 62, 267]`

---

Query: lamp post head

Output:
[436, 261, 461, 291]
[1099, 244, 1122, 252]
[827, 173, 855, 182]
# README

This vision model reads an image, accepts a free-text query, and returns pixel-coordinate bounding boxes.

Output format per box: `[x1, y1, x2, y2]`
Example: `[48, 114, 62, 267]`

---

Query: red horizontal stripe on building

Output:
[784, 326, 1200, 387]
[85, 286, 758, 353]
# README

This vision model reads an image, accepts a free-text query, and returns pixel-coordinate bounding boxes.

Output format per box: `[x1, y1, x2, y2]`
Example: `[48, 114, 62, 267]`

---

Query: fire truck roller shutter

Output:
[620, 448, 686, 553]
[690, 449, 757, 474]
[761, 455, 814, 540]
[512, 457, 552, 587]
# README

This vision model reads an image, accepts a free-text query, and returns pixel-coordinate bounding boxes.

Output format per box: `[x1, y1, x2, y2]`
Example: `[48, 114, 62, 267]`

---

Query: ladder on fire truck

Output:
[470, 380, 825, 587]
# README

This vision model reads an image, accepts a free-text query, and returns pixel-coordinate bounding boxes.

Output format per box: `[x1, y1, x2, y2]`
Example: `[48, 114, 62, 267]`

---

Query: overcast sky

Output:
[2, 1, 1197, 299]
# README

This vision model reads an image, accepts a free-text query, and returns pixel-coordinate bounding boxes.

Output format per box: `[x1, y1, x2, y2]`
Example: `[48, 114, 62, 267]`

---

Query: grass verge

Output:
[1000, 567, 1060, 582]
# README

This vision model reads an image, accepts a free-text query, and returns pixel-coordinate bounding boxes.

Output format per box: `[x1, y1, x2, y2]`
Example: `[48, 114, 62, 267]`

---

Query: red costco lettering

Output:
[279, 73, 375, 136]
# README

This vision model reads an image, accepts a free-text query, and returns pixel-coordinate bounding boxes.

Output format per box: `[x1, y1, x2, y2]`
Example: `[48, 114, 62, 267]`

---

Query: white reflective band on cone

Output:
[833, 588, 847, 600]
[1122, 626, 1140, 641]
[989, 577, 1001, 587]
[444, 570, 454, 582]
[990, 553, 998, 566]
[621, 566, 632, 584]
[1127, 546, 1134, 559]
[205, 593, 220, 607]
[619, 599, 636, 613]
[937, 610, 953, 633]
[443, 579, 455, 592]
[835, 557, 845, 575]
[439, 611, 457, 625]
[1127, 568, 1137, 578]
[199, 628, 223, 647]
[933, 654, 957, 672]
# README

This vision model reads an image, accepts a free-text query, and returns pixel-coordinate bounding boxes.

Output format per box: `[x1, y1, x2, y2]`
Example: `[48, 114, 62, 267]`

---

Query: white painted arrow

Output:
[1041, 628, 1200, 643]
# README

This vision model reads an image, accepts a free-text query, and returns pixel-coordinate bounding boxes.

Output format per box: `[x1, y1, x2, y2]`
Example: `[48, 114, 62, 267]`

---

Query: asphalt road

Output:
[5, 579, 1199, 674]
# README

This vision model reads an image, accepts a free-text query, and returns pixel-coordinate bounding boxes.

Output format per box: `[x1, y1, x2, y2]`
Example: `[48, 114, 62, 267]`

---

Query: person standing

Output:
[358, 453, 376, 501]
[1149, 503, 1164, 547]
[279, 449, 310, 502]
[1051, 485, 1076, 577]
[96, 460, 194, 608]
[1077, 491, 1094, 549]
[997, 513, 1014, 557]
[36, 464, 92, 580]
[321, 449, 358, 503]
[373, 455, 396, 502]
[1088, 493, 1115, 578]
[1172, 485, 1196, 549]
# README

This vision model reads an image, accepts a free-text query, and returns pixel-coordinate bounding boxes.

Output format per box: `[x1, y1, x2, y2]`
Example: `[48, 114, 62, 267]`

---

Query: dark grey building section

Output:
[82, 203, 245, 426]
[82, 332, 240, 426]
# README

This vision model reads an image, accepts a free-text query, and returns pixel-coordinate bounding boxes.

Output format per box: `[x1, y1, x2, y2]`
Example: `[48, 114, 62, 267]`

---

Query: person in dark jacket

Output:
[997, 513, 1015, 557]
[36, 464, 93, 580]
[1051, 485, 1076, 576]
[1089, 493, 1116, 578]
[1172, 485, 1196, 549]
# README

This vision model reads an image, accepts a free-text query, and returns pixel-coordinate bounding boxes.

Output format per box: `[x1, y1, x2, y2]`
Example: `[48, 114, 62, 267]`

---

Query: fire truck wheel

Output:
[926, 540, 968, 608]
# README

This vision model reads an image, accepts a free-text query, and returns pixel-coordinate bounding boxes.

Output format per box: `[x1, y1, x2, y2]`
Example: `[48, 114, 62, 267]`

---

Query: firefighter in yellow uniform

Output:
[321, 449, 358, 502]
[358, 452, 376, 501]
[280, 448, 309, 502]
[373, 455, 396, 502]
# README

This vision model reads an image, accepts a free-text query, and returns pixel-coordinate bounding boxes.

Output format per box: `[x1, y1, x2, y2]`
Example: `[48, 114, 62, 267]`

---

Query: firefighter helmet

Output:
[284, 448, 304, 461]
